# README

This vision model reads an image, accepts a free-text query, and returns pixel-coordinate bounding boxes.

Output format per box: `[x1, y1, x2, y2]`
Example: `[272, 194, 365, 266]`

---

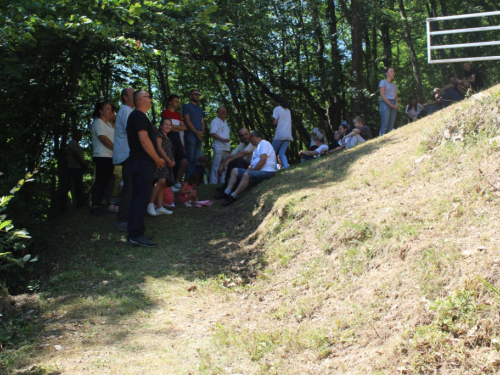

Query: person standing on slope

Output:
[272, 96, 293, 169]
[379, 67, 398, 136]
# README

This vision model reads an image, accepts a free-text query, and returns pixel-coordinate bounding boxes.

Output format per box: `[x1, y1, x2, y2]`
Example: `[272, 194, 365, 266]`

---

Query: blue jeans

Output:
[272, 140, 290, 169]
[379, 99, 397, 136]
[237, 169, 275, 184]
[185, 137, 202, 179]
[426, 104, 441, 115]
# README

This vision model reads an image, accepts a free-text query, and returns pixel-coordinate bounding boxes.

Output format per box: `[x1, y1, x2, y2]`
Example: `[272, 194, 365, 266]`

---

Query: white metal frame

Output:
[427, 11, 500, 64]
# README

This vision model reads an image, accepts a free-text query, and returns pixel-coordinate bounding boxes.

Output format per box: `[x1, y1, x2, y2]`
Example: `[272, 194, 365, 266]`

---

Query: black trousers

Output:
[116, 158, 133, 223]
[128, 160, 154, 238]
[67, 168, 86, 207]
[91, 157, 114, 207]
[223, 158, 250, 189]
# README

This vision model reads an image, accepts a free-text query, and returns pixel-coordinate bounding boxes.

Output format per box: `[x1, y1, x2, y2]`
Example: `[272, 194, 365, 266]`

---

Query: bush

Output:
[0, 171, 38, 294]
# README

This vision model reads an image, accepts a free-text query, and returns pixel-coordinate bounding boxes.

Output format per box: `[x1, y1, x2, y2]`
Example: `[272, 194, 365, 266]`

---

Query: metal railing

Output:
[427, 11, 500, 64]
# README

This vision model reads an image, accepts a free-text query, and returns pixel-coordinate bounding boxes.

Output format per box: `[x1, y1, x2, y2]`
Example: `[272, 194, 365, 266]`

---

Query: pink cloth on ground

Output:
[194, 200, 214, 207]
[178, 182, 197, 204]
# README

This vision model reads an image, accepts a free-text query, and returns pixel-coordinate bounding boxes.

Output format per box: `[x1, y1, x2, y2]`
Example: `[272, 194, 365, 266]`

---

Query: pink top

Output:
[178, 182, 196, 204]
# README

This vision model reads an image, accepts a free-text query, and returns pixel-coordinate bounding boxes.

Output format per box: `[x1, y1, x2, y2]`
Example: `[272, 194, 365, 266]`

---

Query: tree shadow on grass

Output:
[9, 133, 398, 371]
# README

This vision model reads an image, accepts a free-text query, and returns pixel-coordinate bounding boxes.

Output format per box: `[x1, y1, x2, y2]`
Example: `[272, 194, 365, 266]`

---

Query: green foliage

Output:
[0, 171, 38, 292]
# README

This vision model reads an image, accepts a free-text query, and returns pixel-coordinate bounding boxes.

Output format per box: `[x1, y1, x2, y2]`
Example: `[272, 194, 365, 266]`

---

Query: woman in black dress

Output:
[147, 117, 176, 216]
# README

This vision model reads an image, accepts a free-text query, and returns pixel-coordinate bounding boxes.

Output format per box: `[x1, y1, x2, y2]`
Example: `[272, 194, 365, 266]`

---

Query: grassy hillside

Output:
[2, 86, 500, 374]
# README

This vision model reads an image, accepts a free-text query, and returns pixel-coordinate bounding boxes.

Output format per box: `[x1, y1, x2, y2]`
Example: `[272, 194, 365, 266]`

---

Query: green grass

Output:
[3, 86, 500, 374]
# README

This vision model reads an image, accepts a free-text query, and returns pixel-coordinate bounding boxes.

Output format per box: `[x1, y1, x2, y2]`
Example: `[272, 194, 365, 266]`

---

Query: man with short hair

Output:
[182, 90, 205, 179]
[209, 107, 231, 184]
[309, 123, 328, 150]
[161, 95, 188, 191]
[214, 128, 255, 197]
[126, 90, 165, 247]
[113, 87, 135, 232]
[222, 130, 276, 207]
[299, 133, 329, 161]
[67, 129, 87, 207]
[461, 62, 483, 92]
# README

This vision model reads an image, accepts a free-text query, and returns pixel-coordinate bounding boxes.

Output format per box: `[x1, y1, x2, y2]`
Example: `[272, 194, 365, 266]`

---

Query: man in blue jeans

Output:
[126, 90, 165, 247]
[221, 130, 276, 207]
[182, 90, 205, 179]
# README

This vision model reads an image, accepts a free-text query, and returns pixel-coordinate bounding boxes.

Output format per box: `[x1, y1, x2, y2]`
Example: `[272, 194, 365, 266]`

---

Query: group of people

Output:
[396, 62, 483, 126]
[65, 62, 484, 247]
[67, 90, 293, 247]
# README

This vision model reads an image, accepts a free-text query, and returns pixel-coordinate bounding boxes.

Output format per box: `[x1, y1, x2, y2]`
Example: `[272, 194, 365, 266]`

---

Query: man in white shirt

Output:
[214, 128, 255, 197]
[299, 133, 329, 161]
[309, 124, 327, 150]
[222, 130, 276, 206]
[209, 107, 231, 184]
[113, 87, 135, 232]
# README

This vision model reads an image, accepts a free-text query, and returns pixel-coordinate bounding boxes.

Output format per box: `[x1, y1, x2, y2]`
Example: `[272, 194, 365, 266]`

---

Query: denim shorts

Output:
[237, 168, 275, 184]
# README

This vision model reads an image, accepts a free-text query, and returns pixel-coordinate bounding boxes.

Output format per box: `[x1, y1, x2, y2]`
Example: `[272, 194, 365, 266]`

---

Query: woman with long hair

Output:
[90, 102, 115, 216]
[405, 95, 425, 122]
[272, 97, 293, 169]
[379, 67, 398, 136]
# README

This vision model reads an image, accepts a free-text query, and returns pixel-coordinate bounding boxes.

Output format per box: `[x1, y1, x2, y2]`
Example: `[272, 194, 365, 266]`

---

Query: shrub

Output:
[0, 171, 38, 294]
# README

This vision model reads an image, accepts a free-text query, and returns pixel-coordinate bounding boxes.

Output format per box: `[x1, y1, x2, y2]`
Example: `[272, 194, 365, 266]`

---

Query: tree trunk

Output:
[398, 0, 424, 99]
[326, 0, 343, 129]
[156, 52, 169, 109]
[347, 0, 364, 115]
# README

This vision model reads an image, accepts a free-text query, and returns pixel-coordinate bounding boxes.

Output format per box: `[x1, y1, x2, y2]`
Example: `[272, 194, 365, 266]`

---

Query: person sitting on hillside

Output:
[423, 79, 469, 115]
[214, 128, 256, 198]
[340, 112, 352, 131]
[328, 130, 343, 150]
[221, 130, 276, 207]
[405, 95, 426, 122]
[309, 123, 328, 150]
[343, 115, 372, 150]
[460, 62, 483, 92]
[327, 125, 348, 153]
[299, 133, 329, 161]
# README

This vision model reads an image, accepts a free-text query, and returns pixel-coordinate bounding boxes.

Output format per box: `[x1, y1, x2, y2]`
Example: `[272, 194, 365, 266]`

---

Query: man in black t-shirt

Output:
[461, 62, 483, 92]
[126, 90, 165, 247]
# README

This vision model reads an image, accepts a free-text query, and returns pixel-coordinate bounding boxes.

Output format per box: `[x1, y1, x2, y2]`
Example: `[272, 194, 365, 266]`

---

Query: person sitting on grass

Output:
[406, 95, 426, 122]
[328, 128, 345, 153]
[309, 123, 327, 150]
[343, 115, 372, 150]
[179, 173, 199, 207]
[221, 130, 276, 207]
[299, 133, 329, 161]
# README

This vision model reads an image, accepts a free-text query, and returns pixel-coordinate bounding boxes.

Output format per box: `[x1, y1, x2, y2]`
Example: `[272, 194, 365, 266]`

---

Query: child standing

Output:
[179, 173, 199, 207]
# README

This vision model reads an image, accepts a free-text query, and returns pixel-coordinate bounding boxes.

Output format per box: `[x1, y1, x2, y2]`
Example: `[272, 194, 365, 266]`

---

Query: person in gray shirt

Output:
[113, 87, 135, 231]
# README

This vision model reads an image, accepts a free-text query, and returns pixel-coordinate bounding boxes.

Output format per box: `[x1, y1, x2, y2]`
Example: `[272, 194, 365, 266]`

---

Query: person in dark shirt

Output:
[461, 62, 483, 92]
[344, 116, 372, 149]
[126, 90, 165, 247]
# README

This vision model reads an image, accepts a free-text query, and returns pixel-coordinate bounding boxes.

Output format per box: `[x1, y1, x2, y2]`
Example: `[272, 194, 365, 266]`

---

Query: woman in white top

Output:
[272, 97, 293, 169]
[90, 102, 115, 215]
[405, 96, 425, 122]
[379, 67, 398, 136]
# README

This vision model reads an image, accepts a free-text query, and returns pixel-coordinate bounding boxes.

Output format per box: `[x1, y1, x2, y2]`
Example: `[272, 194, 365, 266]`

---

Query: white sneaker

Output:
[156, 207, 173, 215]
[183, 202, 192, 208]
[147, 203, 158, 216]
[173, 182, 182, 189]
